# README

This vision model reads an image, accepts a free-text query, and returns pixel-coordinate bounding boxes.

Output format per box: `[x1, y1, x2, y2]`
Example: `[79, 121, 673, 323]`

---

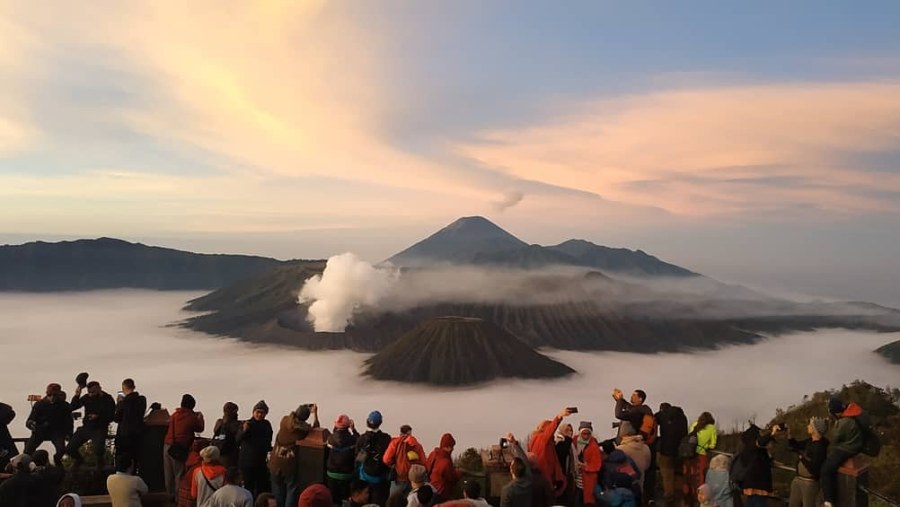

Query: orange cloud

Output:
[459, 81, 900, 216]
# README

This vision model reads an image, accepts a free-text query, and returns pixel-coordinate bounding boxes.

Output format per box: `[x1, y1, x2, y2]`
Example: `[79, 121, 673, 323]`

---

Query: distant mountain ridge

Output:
[387, 216, 696, 276]
[0, 237, 286, 291]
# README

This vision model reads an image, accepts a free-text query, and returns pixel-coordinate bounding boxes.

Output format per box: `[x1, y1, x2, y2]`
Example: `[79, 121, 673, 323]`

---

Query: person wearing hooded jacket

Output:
[654, 403, 687, 505]
[269, 403, 318, 507]
[528, 407, 575, 498]
[571, 422, 602, 507]
[425, 433, 463, 499]
[237, 400, 274, 499]
[191, 446, 227, 507]
[213, 402, 242, 468]
[821, 397, 869, 507]
[383, 424, 426, 498]
[730, 423, 783, 507]
[355, 410, 392, 507]
[165, 394, 205, 500]
[326, 414, 359, 505]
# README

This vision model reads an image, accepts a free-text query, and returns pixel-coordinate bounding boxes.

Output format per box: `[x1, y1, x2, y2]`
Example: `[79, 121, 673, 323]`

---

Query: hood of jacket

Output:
[841, 402, 863, 418]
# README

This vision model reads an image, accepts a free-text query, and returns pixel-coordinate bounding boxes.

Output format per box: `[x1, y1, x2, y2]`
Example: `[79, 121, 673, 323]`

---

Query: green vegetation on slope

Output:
[876, 339, 900, 364]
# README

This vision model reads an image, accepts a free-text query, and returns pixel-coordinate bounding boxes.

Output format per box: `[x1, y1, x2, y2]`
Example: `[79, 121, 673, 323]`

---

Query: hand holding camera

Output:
[612, 388, 624, 401]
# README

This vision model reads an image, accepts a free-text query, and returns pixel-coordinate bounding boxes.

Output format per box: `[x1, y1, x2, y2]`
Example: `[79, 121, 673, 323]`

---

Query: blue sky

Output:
[1, 1, 899, 304]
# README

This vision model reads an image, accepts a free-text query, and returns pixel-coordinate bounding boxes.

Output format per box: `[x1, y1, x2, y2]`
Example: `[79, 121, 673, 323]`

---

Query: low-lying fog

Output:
[1, 291, 897, 451]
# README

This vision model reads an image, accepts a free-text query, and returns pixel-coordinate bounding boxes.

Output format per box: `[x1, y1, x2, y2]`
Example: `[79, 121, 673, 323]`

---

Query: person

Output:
[213, 402, 242, 468]
[788, 417, 829, 507]
[0, 401, 17, 465]
[704, 454, 732, 507]
[299, 484, 334, 507]
[24, 384, 72, 466]
[572, 422, 602, 507]
[614, 422, 650, 501]
[426, 433, 463, 500]
[66, 380, 115, 468]
[327, 414, 359, 505]
[178, 438, 211, 507]
[462, 480, 491, 507]
[165, 394, 205, 500]
[237, 400, 274, 498]
[205, 467, 254, 507]
[356, 410, 393, 507]
[384, 424, 426, 498]
[255, 492, 277, 507]
[500, 433, 533, 507]
[697, 484, 716, 507]
[113, 378, 146, 471]
[554, 423, 576, 506]
[654, 403, 687, 506]
[683, 412, 717, 505]
[0, 453, 43, 507]
[730, 423, 782, 507]
[34, 450, 66, 507]
[270, 403, 320, 507]
[528, 407, 574, 498]
[821, 397, 868, 507]
[611, 390, 652, 444]
[407, 464, 436, 507]
[526, 451, 555, 507]
[192, 446, 227, 507]
[345, 479, 371, 507]
[596, 441, 640, 507]
[107, 460, 149, 507]
[56, 493, 83, 507]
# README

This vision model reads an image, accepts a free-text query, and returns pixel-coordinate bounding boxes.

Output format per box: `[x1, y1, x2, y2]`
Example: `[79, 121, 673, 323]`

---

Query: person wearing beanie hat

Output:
[237, 402, 273, 499]
[299, 484, 333, 507]
[787, 417, 830, 507]
[572, 421, 602, 506]
[821, 397, 868, 507]
[24, 384, 72, 466]
[164, 393, 205, 499]
[326, 414, 359, 505]
[191, 446, 226, 507]
[425, 433, 462, 498]
[355, 411, 392, 507]
[383, 424, 426, 498]
[270, 403, 320, 507]
[213, 402, 242, 468]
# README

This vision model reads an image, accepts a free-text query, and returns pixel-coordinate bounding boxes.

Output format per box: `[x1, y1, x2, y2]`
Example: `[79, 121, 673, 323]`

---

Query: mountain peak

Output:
[386, 216, 526, 267]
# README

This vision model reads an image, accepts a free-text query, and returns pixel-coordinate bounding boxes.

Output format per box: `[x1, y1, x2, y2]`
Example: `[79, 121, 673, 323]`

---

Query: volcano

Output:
[362, 317, 575, 385]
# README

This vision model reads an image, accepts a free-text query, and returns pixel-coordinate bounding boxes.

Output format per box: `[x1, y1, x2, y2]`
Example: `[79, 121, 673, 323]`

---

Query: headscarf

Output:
[56, 493, 83, 507]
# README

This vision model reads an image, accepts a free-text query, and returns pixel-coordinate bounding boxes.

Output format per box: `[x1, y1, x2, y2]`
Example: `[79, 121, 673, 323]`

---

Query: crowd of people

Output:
[0, 376, 879, 507]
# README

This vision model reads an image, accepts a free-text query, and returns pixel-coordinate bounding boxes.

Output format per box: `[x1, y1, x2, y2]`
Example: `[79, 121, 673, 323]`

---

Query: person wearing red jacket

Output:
[164, 394, 205, 500]
[383, 425, 426, 498]
[528, 407, 575, 497]
[572, 422, 602, 506]
[425, 433, 463, 499]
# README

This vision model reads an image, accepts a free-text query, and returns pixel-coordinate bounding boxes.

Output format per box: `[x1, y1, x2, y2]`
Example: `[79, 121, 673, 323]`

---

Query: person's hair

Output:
[697, 411, 715, 428]
[601, 440, 616, 455]
[32, 450, 50, 467]
[511, 457, 527, 478]
[122, 378, 135, 390]
[387, 491, 408, 507]
[634, 390, 647, 403]
[181, 394, 196, 409]
[115, 460, 131, 473]
[223, 402, 238, 415]
[659, 402, 671, 412]
[416, 486, 434, 507]
[400, 424, 412, 435]
[225, 467, 241, 484]
[350, 479, 369, 495]
[254, 493, 276, 507]
[463, 480, 481, 499]
[86, 381, 100, 389]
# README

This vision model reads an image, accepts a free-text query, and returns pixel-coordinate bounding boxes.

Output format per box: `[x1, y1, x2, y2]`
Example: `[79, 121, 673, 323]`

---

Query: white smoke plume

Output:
[492, 190, 524, 212]
[298, 253, 397, 332]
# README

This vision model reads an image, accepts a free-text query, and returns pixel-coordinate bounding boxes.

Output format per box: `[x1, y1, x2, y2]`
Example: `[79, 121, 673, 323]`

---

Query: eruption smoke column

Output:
[299, 253, 396, 332]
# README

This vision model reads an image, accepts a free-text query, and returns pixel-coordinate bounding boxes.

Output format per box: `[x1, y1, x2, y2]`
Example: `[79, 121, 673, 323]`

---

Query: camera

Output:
[499, 437, 509, 449]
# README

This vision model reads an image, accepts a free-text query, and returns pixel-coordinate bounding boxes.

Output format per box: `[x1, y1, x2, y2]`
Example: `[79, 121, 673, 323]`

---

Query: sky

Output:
[2, 1, 900, 305]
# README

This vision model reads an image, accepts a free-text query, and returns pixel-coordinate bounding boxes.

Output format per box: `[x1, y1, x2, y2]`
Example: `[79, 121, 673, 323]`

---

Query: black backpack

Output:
[358, 434, 386, 476]
[855, 417, 882, 457]
[678, 427, 699, 459]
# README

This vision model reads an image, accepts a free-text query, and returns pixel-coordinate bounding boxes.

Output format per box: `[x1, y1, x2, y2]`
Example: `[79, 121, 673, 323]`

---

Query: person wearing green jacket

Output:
[822, 398, 868, 507]
[683, 412, 717, 505]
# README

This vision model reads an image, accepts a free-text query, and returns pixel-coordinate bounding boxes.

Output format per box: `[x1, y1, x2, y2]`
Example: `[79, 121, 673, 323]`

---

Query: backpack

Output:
[359, 435, 385, 477]
[393, 436, 422, 481]
[855, 417, 882, 457]
[639, 414, 658, 446]
[677, 428, 699, 459]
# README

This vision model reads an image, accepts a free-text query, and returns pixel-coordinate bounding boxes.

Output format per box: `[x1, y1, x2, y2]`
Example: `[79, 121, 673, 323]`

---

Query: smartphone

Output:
[499, 437, 509, 449]
[567, 407, 579, 414]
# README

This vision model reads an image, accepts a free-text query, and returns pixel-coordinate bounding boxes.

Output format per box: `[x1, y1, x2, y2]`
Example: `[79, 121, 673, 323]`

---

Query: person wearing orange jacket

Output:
[528, 407, 575, 497]
[383, 424, 426, 498]
[425, 433, 463, 500]
[572, 422, 602, 507]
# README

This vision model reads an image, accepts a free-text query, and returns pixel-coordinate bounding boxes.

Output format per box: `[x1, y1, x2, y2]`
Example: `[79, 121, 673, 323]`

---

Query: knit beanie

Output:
[440, 433, 456, 448]
[253, 400, 269, 414]
[828, 397, 846, 415]
[299, 484, 333, 507]
[223, 402, 238, 415]
[578, 421, 593, 433]
[294, 404, 311, 422]
[811, 417, 828, 436]
[335, 414, 351, 430]
[200, 446, 220, 463]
